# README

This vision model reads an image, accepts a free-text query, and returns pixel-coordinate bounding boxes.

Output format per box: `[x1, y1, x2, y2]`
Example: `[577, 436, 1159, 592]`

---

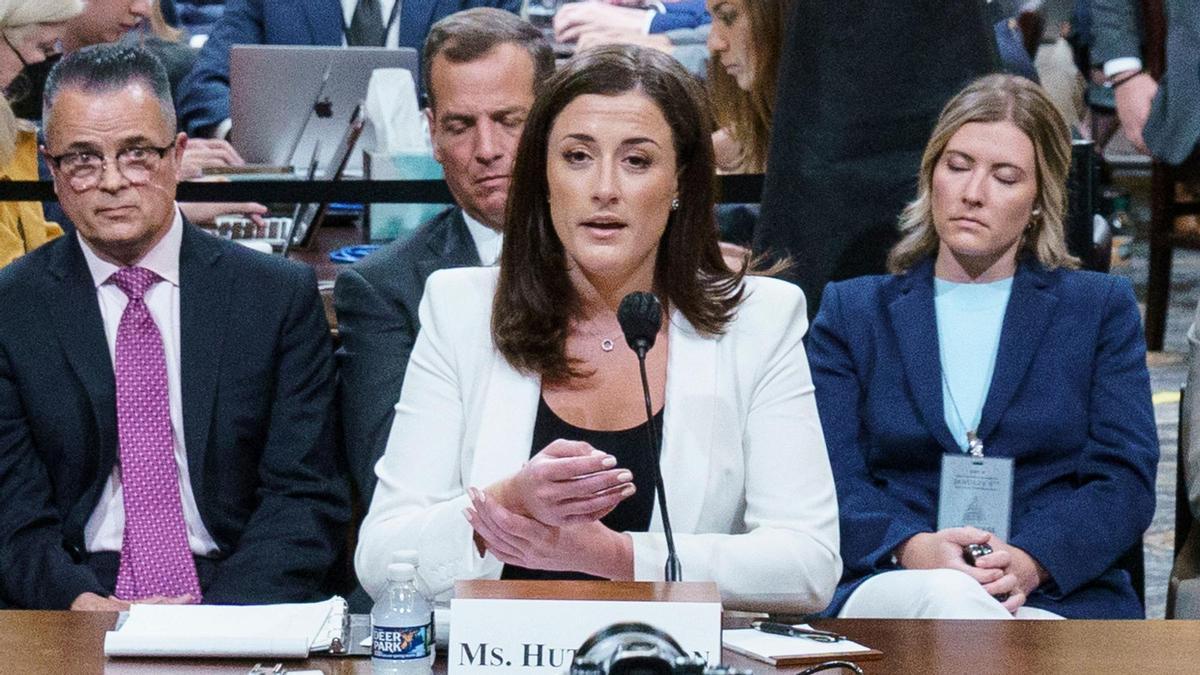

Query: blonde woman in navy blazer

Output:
[807, 75, 1157, 619]
[355, 46, 841, 612]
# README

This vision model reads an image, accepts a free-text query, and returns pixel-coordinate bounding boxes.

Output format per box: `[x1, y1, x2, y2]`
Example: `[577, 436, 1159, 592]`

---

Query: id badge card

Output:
[937, 453, 1014, 542]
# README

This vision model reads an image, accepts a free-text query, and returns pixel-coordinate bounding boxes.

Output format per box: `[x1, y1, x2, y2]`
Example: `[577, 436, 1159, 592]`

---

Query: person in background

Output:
[0, 44, 349, 609]
[334, 8, 551, 612]
[355, 45, 840, 611]
[1173, 303, 1200, 618]
[752, 0, 998, 317]
[1092, 0, 1198, 163]
[554, 0, 709, 45]
[0, 0, 83, 269]
[173, 0, 226, 38]
[11, 0, 153, 125]
[705, 0, 789, 174]
[561, 1, 711, 78]
[12, 0, 262, 229]
[807, 74, 1157, 619]
[13, 1, 247, 174]
[335, 9, 554, 510]
[177, 0, 523, 140]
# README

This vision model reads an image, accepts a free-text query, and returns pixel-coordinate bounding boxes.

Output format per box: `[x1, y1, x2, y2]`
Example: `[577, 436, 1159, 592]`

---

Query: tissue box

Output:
[365, 150, 450, 242]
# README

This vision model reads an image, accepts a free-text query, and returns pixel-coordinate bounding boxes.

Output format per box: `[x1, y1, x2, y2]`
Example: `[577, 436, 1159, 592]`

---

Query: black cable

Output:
[635, 344, 681, 582]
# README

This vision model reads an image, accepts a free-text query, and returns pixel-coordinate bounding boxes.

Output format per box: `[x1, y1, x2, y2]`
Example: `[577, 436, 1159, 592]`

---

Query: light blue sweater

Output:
[934, 276, 1013, 451]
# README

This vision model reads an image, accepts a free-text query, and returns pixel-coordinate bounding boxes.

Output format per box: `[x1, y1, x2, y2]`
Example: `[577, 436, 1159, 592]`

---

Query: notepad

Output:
[103, 597, 346, 658]
[722, 626, 882, 666]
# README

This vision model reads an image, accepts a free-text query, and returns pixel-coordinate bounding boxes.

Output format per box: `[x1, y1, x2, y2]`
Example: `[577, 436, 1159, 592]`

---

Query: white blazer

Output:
[355, 267, 841, 612]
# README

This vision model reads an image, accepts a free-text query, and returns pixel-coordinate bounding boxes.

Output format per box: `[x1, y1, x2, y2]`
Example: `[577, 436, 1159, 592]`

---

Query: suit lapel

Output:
[40, 237, 118, 476]
[305, 0, 347, 44]
[417, 210, 482, 281]
[886, 262, 961, 454]
[976, 263, 1057, 441]
[658, 310, 714, 534]
[178, 223, 230, 497]
[469, 352, 540, 489]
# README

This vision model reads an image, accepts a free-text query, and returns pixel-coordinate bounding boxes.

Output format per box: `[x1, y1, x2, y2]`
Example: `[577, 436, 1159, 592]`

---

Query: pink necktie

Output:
[110, 267, 202, 602]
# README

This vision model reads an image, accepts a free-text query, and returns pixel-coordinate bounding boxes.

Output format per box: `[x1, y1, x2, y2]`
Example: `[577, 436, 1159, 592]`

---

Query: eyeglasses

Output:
[46, 142, 177, 191]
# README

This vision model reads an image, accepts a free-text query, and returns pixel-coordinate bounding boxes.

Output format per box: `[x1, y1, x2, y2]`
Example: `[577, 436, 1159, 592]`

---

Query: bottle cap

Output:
[387, 562, 416, 581]
[392, 550, 419, 566]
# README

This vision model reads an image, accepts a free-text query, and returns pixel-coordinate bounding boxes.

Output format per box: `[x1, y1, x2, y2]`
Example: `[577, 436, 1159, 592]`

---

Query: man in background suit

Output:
[0, 45, 349, 609]
[1093, 0, 1199, 163]
[177, 0, 522, 138]
[335, 9, 554, 507]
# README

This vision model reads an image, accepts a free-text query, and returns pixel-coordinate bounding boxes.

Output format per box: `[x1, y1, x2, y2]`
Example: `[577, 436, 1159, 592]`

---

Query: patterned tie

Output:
[347, 0, 386, 46]
[111, 267, 202, 603]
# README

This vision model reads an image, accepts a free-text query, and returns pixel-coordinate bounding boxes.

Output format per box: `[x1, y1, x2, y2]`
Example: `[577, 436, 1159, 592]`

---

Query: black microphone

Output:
[617, 292, 682, 582]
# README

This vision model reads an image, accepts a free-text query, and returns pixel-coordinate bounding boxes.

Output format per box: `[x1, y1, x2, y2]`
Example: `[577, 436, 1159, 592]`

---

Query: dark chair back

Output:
[1066, 139, 1111, 272]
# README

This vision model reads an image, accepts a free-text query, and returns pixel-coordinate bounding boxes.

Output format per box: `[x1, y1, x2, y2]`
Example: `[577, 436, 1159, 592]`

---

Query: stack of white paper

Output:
[104, 597, 344, 658]
[722, 626, 874, 665]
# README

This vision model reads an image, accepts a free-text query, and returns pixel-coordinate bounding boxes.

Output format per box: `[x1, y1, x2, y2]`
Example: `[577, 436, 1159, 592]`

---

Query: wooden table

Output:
[5, 611, 1200, 674]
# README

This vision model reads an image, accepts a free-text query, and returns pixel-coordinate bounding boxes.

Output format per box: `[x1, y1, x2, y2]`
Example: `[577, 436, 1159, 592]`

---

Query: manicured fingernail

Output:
[617, 471, 633, 482]
[602, 456, 618, 468]
[622, 485, 636, 496]
[463, 508, 474, 521]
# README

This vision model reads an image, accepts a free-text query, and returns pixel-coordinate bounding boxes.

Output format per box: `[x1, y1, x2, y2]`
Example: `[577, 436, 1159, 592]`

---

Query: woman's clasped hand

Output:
[479, 440, 635, 527]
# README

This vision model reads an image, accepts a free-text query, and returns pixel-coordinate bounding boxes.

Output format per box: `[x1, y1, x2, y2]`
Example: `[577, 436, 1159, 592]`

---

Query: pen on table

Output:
[750, 621, 845, 643]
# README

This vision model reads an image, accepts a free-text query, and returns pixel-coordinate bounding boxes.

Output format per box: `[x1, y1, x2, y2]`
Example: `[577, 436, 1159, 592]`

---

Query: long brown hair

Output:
[493, 45, 745, 384]
[887, 74, 1079, 273]
[707, 0, 791, 173]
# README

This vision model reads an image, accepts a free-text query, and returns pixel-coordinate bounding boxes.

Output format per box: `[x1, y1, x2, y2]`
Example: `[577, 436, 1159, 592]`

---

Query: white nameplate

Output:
[448, 598, 722, 675]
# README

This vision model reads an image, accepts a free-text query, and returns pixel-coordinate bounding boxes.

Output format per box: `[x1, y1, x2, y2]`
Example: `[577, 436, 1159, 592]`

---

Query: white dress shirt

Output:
[340, 0, 402, 48]
[462, 210, 503, 266]
[79, 208, 220, 556]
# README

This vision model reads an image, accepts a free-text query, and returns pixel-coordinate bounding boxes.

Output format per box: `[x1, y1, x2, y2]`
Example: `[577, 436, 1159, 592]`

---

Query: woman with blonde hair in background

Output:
[706, 0, 790, 174]
[807, 74, 1157, 619]
[0, 0, 82, 269]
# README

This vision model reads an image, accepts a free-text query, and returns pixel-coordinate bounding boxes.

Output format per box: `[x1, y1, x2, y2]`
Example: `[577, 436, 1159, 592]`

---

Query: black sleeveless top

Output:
[500, 396, 663, 580]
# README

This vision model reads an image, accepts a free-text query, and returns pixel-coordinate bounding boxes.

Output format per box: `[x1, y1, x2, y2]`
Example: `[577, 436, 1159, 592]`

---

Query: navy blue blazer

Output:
[807, 259, 1158, 618]
[0, 222, 350, 608]
[177, 0, 522, 135]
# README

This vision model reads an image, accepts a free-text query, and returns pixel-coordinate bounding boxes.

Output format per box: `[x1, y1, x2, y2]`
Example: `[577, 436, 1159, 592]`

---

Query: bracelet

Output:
[1106, 69, 1145, 90]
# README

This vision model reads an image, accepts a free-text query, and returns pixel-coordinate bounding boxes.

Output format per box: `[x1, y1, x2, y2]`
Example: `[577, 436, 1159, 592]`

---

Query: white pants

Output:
[838, 569, 1064, 620]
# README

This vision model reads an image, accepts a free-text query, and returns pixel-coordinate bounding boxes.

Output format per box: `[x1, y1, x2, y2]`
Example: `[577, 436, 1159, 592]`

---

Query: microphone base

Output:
[665, 556, 682, 583]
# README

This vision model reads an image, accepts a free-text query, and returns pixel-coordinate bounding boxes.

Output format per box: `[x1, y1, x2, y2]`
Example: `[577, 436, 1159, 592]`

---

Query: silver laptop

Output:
[229, 44, 418, 174]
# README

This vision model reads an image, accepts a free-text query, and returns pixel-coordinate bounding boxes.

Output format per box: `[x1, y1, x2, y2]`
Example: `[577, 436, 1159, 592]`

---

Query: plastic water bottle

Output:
[372, 562, 434, 675]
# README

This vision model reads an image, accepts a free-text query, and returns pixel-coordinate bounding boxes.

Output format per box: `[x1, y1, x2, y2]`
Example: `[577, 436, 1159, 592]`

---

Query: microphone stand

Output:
[634, 342, 682, 582]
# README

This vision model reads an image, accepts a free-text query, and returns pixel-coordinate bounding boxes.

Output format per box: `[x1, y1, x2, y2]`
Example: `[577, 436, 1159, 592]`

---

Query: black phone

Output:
[963, 542, 993, 566]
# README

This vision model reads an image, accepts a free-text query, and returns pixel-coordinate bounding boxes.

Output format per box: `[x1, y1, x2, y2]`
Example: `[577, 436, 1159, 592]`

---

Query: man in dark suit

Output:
[752, 1, 999, 315]
[335, 9, 554, 506]
[0, 45, 349, 610]
[177, 0, 523, 138]
[1093, 0, 1200, 163]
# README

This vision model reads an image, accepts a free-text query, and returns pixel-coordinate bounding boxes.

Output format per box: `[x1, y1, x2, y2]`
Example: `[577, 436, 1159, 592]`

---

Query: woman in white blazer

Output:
[355, 45, 841, 612]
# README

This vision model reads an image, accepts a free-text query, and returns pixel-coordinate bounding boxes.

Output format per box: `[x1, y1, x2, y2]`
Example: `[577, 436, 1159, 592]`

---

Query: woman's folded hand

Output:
[465, 487, 634, 579]
[486, 439, 636, 526]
